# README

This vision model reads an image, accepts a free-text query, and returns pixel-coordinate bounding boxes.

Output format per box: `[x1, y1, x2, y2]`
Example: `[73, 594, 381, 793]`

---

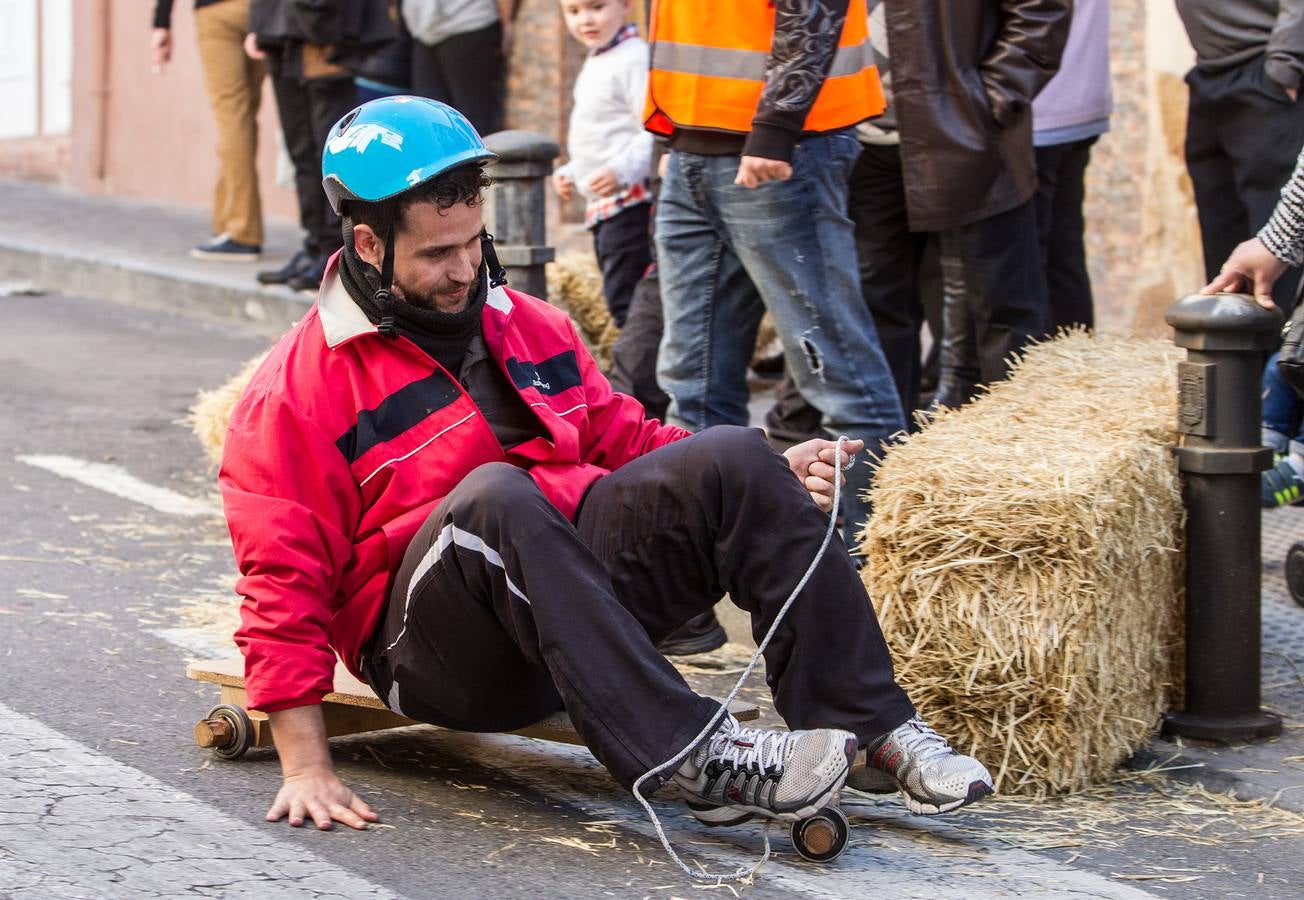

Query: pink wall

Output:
[66, 1, 296, 221]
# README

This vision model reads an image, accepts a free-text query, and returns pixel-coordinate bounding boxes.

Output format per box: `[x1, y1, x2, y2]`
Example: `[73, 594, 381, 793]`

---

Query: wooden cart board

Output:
[188, 656, 761, 758]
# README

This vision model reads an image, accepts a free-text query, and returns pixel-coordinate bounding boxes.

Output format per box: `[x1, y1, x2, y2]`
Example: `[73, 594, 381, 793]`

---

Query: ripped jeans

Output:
[656, 132, 905, 547]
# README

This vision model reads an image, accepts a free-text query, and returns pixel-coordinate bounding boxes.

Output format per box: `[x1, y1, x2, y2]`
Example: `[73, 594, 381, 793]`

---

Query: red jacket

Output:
[220, 254, 689, 712]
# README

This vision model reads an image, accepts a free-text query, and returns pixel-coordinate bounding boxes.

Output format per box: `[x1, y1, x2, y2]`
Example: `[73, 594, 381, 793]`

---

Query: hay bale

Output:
[546, 252, 619, 370]
[860, 331, 1185, 797]
[189, 351, 268, 469]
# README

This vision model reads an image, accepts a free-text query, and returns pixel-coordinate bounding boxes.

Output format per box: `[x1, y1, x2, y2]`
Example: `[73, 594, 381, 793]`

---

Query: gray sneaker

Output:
[675, 713, 856, 825]
[849, 715, 994, 815]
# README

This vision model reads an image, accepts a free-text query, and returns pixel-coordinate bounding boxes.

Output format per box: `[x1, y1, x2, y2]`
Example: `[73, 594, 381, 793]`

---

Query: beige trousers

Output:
[194, 0, 264, 245]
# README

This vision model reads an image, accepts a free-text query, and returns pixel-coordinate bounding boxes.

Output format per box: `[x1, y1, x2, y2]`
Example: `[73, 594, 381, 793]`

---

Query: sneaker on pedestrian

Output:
[848, 715, 993, 815]
[257, 249, 314, 285]
[1262, 457, 1304, 508]
[191, 233, 261, 261]
[287, 254, 329, 292]
[675, 713, 856, 825]
[657, 611, 728, 656]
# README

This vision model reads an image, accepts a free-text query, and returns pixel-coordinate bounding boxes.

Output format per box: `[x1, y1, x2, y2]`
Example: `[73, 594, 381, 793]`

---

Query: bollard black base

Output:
[1161, 709, 1282, 743]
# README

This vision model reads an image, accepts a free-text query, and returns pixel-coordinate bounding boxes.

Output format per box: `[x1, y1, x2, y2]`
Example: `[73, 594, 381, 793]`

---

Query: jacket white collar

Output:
[318, 254, 516, 350]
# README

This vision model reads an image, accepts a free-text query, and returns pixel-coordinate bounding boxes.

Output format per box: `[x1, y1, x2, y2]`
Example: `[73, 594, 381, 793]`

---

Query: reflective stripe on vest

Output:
[644, 0, 884, 136]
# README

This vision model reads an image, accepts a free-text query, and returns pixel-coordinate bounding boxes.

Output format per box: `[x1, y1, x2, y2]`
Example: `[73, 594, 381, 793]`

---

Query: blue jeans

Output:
[655, 131, 906, 547]
[1263, 352, 1304, 454]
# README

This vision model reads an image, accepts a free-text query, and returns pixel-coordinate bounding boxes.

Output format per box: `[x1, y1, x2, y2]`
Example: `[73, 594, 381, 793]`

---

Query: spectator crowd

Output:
[157, 0, 1304, 652]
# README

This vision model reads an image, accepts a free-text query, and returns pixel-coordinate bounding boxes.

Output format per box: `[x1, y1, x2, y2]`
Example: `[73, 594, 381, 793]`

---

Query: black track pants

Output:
[362, 426, 914, 790]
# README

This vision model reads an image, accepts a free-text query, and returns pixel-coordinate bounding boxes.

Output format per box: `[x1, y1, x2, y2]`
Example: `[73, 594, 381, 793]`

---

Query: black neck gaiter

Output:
[339, 244, 488, 376]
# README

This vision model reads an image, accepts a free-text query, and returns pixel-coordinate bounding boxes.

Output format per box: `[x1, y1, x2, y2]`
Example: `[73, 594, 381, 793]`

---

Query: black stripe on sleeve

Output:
[336, 370, 462, 464]
[505, 351, 583, 396]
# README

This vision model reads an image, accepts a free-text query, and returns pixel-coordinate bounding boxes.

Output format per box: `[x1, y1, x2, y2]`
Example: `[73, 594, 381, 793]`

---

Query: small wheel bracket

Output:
[197, 703, 254, 760]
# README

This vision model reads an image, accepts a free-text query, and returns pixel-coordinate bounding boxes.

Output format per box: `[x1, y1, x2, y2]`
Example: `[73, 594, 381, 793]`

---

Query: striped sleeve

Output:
[1260, 146, 1304, 267]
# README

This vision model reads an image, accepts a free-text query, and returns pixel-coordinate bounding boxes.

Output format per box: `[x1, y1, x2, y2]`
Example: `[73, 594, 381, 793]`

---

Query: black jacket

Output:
[884, 0, 1072, 231]
[250, 0, 394, 54]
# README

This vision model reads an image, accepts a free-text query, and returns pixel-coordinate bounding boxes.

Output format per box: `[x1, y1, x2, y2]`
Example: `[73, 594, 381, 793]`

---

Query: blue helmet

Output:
[321, 96, 497, 215]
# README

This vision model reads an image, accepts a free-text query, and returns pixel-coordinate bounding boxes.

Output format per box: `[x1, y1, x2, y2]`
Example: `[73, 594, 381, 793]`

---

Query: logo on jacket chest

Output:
[506, 351, 582, 397]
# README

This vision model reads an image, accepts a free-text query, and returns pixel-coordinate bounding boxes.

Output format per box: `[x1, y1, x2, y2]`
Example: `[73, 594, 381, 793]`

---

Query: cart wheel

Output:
[1288, 543, 1304, 609]
[790, 806, 850, 863]
[196, 703, 254, 760]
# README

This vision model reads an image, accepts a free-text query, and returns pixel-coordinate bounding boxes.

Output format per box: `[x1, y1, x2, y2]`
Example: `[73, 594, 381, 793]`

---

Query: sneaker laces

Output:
[886, 717, 954, 766]
[703, 721, 792, 777]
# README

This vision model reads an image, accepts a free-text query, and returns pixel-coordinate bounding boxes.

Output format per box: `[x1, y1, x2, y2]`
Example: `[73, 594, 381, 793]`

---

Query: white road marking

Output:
[16, 455, 220, 517]
[150, 626, 237, 661]
[0, 701, 398, 898]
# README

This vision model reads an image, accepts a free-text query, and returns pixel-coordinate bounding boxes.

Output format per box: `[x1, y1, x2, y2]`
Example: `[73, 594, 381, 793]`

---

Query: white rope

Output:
[630, 436, 850, 883]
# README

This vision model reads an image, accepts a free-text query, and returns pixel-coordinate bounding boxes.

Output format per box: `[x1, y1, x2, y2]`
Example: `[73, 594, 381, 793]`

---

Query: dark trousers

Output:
[608, 269, 670, 420]
[851, 143, 1048, 416]
[1034, 137, 1097, 331]
[593, 203, 652, 328]
[411, 22, 505, 137]
[362, 427, 914, 791]
[270, 74, 357, 259]
[1186, 55, 1304, 316]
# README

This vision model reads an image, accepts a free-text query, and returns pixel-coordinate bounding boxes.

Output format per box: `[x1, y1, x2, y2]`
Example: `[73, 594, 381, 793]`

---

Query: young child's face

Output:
[559, 0, 631, 50]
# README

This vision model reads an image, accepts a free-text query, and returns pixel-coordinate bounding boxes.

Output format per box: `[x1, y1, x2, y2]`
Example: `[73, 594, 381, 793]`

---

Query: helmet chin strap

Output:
[374, 233, 398, 339]
[480, 229, 508, 289]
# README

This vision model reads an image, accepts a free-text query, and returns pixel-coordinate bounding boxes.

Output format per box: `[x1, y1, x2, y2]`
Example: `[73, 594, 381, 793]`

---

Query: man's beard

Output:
[396, 275, 479, 312]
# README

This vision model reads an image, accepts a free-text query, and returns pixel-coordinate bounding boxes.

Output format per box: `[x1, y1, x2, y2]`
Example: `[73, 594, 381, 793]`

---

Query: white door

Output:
[0, 0, 39, 140]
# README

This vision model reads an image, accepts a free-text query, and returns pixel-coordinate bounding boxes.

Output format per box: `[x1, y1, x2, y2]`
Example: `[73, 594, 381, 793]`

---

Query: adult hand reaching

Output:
[1201, 236, 1286, 309]
[784, 438, 864, 512]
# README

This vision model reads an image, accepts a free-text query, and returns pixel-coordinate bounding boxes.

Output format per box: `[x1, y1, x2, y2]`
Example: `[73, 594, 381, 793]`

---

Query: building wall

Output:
[64, 1, 297, 223]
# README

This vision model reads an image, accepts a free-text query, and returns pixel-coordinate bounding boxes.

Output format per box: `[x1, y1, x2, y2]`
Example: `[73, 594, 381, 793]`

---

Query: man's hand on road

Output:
[1201, 236, 1285, 309]
[267, 765, 379, 831]
[735, 156, 792, 188]
[784, 438, 864, 513]
[265, 704, 379, 830]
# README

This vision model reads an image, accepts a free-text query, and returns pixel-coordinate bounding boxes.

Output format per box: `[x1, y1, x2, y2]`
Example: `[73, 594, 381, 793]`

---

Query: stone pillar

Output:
[484, 130, 561, 299]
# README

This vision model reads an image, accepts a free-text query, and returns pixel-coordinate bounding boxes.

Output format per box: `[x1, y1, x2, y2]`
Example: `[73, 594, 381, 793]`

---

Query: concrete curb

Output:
[0, 239, 310, 338]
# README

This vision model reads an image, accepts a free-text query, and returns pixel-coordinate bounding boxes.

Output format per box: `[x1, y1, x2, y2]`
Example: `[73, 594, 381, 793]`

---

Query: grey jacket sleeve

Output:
[744, 0, 853, 162]
[1267, 0, 1304, 93]
[1260, 146, 1304, 267]
[980, 0, 1074, 127]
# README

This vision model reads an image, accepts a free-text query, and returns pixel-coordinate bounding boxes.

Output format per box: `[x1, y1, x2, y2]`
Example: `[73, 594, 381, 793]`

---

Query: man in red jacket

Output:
[219, 97, 992, 834]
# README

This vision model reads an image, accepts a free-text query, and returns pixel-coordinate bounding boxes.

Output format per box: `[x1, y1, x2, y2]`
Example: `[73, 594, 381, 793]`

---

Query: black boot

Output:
[257, 249, 314, 285]
[287, 254, 329, 292]
[657, 611, 728, 656]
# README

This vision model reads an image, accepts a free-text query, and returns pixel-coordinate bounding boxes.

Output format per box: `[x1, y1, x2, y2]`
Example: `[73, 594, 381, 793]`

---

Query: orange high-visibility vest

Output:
[644, 0, 884, 137]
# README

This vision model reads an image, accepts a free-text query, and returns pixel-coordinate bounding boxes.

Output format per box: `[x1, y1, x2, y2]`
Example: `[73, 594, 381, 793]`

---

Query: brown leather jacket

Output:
[883, 0, 1072, 231]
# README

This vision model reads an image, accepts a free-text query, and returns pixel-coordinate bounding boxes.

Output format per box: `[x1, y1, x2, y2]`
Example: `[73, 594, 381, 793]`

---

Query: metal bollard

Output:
[1162, 293, 1284, 742]
[483, 130, 561, 300]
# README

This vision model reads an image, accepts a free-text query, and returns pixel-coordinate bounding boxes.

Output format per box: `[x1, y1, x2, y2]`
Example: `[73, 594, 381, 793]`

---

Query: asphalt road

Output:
[2, 291, 1302, 899]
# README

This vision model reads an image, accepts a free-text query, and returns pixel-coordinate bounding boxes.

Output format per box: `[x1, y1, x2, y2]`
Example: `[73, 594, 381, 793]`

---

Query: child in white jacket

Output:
[552, 0, 653, 327]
